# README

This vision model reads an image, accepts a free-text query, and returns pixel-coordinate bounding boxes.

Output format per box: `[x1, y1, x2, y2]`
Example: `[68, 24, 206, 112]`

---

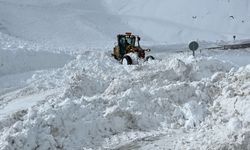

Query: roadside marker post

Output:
[189, 41, 199, 57]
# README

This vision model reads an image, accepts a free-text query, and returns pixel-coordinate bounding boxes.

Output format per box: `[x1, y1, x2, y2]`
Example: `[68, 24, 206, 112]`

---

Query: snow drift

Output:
[1, 50, 249, 149]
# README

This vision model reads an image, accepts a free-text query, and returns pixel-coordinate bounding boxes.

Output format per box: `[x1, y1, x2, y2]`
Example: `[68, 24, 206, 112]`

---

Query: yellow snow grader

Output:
[112, 32, 154, 65]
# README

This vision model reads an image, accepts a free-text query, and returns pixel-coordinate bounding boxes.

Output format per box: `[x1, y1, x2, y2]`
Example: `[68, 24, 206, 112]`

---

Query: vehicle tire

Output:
[145, 56, 155, 61]
[121, 55, 132, 65]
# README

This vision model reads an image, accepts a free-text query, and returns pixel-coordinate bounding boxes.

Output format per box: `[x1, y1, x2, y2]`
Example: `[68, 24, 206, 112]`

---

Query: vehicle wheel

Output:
[121, 55, 132, 65]
[145, 56, 155, 61]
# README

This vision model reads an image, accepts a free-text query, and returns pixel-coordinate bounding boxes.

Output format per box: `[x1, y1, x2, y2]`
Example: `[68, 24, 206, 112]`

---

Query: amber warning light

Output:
[125, 32, 132, 36]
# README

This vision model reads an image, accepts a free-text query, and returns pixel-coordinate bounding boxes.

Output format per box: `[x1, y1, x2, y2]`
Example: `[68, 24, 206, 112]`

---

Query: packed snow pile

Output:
[174, 65, 250, 150]
[0, 50, 249, 149]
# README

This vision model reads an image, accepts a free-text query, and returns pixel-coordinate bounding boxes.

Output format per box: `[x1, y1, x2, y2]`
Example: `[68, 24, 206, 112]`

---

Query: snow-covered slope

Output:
[105, 0, 250, 43]
[1, 0, 250, 47]
[0, 0, 136, 47]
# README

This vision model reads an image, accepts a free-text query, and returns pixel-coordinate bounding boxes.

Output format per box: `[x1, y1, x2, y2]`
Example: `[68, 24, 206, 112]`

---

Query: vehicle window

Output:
[127, 38, 132, 45]
[119, 37, 125, 45]
[126, 37, 135, 45]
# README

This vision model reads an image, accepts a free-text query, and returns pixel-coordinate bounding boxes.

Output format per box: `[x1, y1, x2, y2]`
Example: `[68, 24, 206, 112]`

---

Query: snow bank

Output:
[174, 65, 250, 149]
[0, 51, 242, 149]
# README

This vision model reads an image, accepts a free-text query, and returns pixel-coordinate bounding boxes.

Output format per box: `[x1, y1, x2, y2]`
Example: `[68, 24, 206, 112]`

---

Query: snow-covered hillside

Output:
[0, 0, 250, 150]
[106, 0, 250, 43]
[1, 0, 250, 47]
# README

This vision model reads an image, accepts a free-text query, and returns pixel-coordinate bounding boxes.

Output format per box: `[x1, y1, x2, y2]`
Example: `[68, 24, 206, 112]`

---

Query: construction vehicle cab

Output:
[112, 32, 154, 65]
